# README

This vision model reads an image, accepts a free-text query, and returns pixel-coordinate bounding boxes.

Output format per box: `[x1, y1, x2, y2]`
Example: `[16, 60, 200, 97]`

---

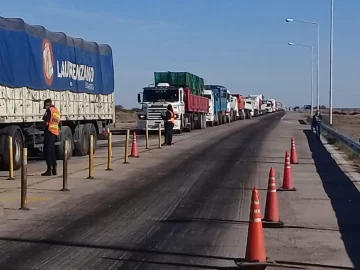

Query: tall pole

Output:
[317, 23, 320, 110]
[311, 46, 314, 117]
[285, 18, 320, 111]
[329, 0, 334, 125]
[288, 42, 314, 116]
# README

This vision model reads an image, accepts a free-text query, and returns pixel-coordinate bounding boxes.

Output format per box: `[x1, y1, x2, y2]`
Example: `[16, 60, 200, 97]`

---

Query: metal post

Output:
[286, 19, 321, 111]
[145, 125, 149, 149]
[87, 135, 95, 179]
[106, 132, 113, 171]
[317, 23, 320, 110]
[61, 140, 69, 191]
[311, 46, 314, 117]
[329, 0, 334, 125]
[8, 136, 15, 180]
[158, 123, 162, 149]
[19, 148, 29, 210]
[123, 129, 130, 164]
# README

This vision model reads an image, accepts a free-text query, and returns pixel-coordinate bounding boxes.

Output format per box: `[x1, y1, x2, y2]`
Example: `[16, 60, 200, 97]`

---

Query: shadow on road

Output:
[303, 129, 360, 269]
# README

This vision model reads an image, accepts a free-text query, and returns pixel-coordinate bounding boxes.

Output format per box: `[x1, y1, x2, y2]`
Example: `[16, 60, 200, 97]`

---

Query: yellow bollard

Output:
[61, 140, 69, 191]
[107, 127, 113, 158]
[123, 129, 130, 164]
[158, 122, 162, 149]
[145, 125, 149, 149]
[8, 136, 15, 180]
[106, 132, 113, 171]
[87, 134, 95, 179]
[19, 148, 29, 210]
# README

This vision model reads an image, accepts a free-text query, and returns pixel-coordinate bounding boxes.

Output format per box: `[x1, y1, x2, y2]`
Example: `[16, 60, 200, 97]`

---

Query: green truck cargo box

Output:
[154, 72, 204, 95]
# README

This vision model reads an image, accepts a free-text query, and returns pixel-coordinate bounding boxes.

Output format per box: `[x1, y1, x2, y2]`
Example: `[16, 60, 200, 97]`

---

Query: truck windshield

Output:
[143, 89, 179, 102]
[204, 94, 212, 100]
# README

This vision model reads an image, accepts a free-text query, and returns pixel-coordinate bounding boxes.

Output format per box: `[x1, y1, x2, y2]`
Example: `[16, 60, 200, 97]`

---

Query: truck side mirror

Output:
[180, 89, 183, 102]
[137, 93, 141, 103]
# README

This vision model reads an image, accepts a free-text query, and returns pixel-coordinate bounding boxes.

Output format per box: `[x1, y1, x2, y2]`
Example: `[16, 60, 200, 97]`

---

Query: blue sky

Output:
[2, 0, 359, 108]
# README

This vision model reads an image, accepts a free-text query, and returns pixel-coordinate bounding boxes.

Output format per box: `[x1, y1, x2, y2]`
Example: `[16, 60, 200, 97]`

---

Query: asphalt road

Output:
[0, 112, 285, 270]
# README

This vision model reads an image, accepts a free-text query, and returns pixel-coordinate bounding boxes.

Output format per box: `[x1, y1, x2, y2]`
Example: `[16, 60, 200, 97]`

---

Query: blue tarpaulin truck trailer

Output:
[0, 16, 115, 170]
[204, 85, 228, 125]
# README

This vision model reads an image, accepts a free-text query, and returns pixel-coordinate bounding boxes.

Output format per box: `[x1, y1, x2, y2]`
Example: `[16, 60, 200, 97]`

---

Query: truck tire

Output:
[56, 126, 73, 160]
[86, 123, 97, 155]
[73, 124, 91, 156]
[0, 126, 24, 171]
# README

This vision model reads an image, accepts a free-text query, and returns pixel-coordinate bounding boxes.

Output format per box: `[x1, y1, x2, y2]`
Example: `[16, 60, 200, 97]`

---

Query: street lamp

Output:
[286, 18, 320, 111]
[329, 0, 334, 125]
[288, 42, 314, 117]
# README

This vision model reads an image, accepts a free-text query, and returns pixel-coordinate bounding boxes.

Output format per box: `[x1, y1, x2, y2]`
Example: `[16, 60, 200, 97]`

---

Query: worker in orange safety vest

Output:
[41, 98, 61, 176]
[161, 104, 175, 146]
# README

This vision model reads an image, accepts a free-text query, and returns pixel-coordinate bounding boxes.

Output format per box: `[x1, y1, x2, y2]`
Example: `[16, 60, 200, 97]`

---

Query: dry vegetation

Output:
[113, 105, 138, 129]
[301, 108, 360, 141]
[115, 105, 138, 122]
[299, 108, 360, 172]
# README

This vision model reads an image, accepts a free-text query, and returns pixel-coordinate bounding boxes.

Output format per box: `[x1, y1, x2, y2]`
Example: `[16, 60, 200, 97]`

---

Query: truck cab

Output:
[137, 83, 184, 133]
[226, 90, 232, 120]
[245, 99, 255, 118]
[230, 95, 239, 121]
[204, 89, 215, 126]
[268, 99, 276, 112]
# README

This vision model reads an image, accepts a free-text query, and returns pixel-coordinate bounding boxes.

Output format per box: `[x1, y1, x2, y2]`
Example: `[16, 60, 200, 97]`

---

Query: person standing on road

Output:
[312, 110, 322, 138]
[41, 98, 61, 176]
[161, 104, 175, 146]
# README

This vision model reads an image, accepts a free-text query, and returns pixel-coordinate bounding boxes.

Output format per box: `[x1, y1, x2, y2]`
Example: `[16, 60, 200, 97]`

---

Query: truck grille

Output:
[148, 108, 167, 120]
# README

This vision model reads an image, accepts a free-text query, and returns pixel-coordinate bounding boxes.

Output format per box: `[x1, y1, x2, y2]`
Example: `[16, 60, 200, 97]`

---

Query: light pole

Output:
[288, 42, 314, 117]
[329, 0, 334, 125]
[286, 18, 320, 111]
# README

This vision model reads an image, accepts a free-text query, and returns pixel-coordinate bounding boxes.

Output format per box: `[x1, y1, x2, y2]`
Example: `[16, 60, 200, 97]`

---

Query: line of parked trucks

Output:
[137, 71, 284, 133]
[0, 16, 284, 171]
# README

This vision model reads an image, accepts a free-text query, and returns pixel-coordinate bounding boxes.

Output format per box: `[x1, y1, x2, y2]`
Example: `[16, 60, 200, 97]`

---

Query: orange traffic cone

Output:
[278, 151, 296, 191]
[262, 168, 284, 228]
[244, 187, 267, 263]
[129, 132, 140, 158]
[290, 137, 298, 164]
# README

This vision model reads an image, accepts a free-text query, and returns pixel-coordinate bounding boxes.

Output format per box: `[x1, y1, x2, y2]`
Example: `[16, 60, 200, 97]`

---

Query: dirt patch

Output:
[115, 105, 138, 123]
[299, 108, 360, 141]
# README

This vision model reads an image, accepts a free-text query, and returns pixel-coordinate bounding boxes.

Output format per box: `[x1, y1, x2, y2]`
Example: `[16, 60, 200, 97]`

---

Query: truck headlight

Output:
[138, 114, 146, 120]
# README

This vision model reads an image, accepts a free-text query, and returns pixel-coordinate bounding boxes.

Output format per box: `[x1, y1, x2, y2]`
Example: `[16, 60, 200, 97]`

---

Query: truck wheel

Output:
[73, 124, 90, 156]
[0, 126, 24, 171]
[85, 123, 97, 154]
[57, 126, 73, 160]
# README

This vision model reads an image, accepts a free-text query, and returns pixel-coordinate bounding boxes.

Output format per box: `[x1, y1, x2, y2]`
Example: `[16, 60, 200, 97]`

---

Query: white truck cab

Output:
[137, 83, 184, 133]
[268, 99, 276, 112]
[226, 90, 232, 116]
[230, 95, 239, 120]
[204, 89, 215, 126]
[245, 99, 255, 117]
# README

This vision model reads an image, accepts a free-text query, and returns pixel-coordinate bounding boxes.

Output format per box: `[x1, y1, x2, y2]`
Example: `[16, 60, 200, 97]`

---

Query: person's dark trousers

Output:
[315, 123, 321, 138]
[163, 125, 168, 145]
[42, 131, 57, 176]
[165, 122, 174, 145]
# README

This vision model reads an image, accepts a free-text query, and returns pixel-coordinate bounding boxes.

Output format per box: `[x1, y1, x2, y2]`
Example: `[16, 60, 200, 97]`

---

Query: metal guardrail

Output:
[306, 116, 360, 156]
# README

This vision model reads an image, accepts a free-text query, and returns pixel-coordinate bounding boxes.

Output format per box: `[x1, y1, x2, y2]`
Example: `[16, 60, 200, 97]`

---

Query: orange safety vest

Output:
[168, 110, 175, 124]
[46, 106, 61, 136]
